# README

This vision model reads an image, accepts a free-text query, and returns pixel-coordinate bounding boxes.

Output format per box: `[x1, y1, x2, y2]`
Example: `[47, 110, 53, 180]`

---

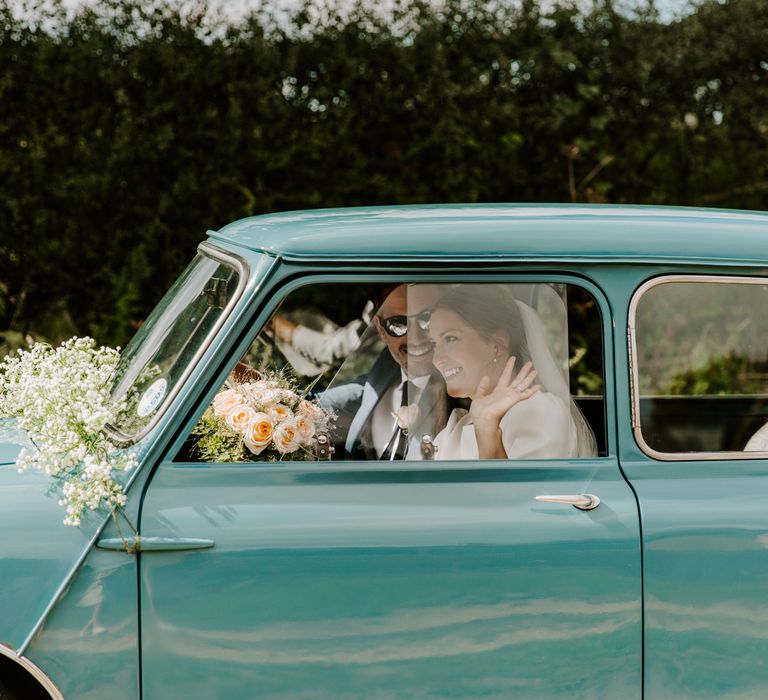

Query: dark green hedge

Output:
[1, 0, 767, 348]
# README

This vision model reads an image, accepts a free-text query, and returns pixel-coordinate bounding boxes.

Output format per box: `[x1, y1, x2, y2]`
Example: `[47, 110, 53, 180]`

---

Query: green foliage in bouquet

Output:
[192, 409, 248, 463]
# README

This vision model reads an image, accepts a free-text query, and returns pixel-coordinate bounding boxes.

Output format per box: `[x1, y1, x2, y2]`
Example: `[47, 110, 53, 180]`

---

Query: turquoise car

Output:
[3, 204, 768, 699]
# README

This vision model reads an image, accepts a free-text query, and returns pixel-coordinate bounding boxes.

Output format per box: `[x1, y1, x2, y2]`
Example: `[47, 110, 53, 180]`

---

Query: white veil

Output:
[515, 296, 598, 458]
[304, 281, 598, 461]
[411, 282, 598, 460]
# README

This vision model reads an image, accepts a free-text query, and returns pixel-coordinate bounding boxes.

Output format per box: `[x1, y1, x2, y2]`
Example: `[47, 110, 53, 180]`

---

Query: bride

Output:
[421, 284, 596, 460]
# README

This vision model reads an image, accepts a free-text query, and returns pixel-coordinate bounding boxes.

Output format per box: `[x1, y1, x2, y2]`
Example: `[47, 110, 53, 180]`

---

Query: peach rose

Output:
[299, 399, 325, 421]
[243, 412, 274, 455]
[295, 414, 315, 441]
[273, 420, 301, 454]
[225, 404, 256, 433]
[213, 388, 241, 418]
[267, 403, 292, 424]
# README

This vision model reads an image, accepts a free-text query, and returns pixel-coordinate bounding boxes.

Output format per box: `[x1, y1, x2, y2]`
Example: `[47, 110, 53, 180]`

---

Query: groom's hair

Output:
[374, 283, 401, 309]
[432, 284, 532, 366]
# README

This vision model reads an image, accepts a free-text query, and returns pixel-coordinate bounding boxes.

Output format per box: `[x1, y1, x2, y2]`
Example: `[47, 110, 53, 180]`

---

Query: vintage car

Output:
[2, 204, 768, 699]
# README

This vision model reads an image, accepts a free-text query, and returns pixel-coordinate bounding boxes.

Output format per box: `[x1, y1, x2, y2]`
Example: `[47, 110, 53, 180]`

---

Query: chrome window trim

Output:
[628, 274, 768, 462]
[0, 643, 64, 700]
[173, 274, 611, 463]
[105, 241, 250, 447]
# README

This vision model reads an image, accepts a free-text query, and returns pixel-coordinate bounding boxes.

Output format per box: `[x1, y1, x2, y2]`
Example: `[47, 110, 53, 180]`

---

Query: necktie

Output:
[380, 381, 414, 461]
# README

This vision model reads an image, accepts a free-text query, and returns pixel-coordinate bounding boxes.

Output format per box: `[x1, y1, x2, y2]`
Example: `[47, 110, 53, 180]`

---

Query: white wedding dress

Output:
[745, 423, 768, 452]
[428, 390, 579, 461]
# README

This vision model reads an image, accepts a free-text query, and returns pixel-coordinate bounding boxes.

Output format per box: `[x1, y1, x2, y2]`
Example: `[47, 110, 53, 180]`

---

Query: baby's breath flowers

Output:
[0, 337, 136, 526]
[193, 373, 332, 462]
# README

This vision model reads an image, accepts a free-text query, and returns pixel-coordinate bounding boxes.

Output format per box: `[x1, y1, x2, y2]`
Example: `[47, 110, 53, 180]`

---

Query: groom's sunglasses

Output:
[379, 310, 432, 337]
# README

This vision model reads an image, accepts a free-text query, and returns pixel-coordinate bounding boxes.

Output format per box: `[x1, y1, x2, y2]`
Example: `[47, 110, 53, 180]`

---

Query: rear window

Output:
[630, 276, 768, 458]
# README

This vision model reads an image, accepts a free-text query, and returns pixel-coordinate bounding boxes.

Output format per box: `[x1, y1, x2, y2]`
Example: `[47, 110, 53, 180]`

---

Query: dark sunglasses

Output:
[379, 310, 432, 337]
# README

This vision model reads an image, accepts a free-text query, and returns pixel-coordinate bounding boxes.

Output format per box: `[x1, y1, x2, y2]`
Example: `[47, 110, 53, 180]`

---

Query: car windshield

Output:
[107, 244, 244, 442]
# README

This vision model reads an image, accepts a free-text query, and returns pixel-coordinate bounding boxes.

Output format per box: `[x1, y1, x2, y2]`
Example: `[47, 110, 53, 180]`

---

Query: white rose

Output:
[213, 389, 241, 418]
[225, 404, 256, 434]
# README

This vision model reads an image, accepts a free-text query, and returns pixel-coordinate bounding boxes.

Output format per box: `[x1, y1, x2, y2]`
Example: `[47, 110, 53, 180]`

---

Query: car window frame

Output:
[168, 268, 615, 466]
[628, 273, 768, 462]
[106, 241, 250, 446]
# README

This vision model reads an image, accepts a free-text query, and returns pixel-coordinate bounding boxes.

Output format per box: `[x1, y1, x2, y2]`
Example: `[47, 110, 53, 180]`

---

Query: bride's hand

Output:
[470, 357, 540, 433]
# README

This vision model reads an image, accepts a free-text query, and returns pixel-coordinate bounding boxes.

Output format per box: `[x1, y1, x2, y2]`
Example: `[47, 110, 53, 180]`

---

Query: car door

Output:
[138, 271, 642, 699]
[623, 272, 768, 700]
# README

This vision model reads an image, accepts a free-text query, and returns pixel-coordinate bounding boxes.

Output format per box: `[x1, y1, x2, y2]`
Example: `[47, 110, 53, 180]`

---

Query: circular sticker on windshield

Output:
[137, 378, 168, 418]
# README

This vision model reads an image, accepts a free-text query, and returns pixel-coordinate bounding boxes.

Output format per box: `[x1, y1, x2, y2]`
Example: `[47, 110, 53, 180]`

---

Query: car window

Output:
[181, 281, 605, 462]
[631, 276, 768, 457]
[107, 244, 247, 442]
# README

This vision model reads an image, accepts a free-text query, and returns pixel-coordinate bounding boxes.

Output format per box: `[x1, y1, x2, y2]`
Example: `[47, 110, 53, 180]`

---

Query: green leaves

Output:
[1, 0, 767, 348]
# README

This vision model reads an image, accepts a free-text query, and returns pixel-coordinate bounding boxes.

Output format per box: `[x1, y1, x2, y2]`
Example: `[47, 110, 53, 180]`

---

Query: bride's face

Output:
[429, 308, 501, 398]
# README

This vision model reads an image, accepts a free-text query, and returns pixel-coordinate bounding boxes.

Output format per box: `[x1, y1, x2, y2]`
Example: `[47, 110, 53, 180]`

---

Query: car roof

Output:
[207, 204, 768, 265]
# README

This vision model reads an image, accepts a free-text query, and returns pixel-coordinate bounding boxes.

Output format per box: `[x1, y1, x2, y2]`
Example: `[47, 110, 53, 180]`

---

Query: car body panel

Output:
[22, 546, 140, 700]
[586, 263, 768, 699]
[600, 266, 768, 699]
[0, 459, 100, 652]
[139, 460, 641, 699]
[623, 459, 768, 699]
[210, 204, 768, 265]
[2, 205, 768, 697]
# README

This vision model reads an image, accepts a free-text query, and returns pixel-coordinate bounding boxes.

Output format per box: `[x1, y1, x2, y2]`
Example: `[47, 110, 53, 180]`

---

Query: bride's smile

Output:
[428, 308, 502, 399]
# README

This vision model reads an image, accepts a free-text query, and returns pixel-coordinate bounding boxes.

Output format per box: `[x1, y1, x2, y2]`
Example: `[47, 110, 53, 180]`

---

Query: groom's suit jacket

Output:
[318, 351, 451, 460]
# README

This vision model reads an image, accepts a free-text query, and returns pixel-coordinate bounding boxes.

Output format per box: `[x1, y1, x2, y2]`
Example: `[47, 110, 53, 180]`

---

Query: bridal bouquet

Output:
[0, 337, 136, 526]
[192, 373, 333, 462]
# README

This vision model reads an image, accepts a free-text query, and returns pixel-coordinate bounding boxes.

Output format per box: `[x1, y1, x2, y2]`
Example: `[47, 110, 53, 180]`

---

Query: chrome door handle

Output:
[97, 536, 215, 552]
[535, 494, 601, 511]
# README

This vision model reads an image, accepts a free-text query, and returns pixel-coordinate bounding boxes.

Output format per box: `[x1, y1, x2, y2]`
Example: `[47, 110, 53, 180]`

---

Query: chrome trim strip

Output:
[628, 274, 768, 462]
[273, 253, 768, 266]
[105, 241, 250, 446]
[626, 324, 640, 432]
[0, 643, 64, 700]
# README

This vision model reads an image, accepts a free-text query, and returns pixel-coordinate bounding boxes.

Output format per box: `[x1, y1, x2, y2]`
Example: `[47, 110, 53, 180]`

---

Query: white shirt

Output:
[370, 372, 430, 458]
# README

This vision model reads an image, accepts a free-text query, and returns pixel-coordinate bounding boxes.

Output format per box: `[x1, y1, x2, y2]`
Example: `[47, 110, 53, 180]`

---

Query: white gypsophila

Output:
[0, 337, 136, 526]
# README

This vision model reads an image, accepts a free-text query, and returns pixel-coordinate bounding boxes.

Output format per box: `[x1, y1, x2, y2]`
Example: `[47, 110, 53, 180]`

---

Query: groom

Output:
[319, 283, 450, 460]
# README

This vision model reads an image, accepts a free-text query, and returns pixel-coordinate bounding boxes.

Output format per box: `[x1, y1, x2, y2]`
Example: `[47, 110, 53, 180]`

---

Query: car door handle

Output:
[535, 494, 601, 511]
[97, 536, 215, 552]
